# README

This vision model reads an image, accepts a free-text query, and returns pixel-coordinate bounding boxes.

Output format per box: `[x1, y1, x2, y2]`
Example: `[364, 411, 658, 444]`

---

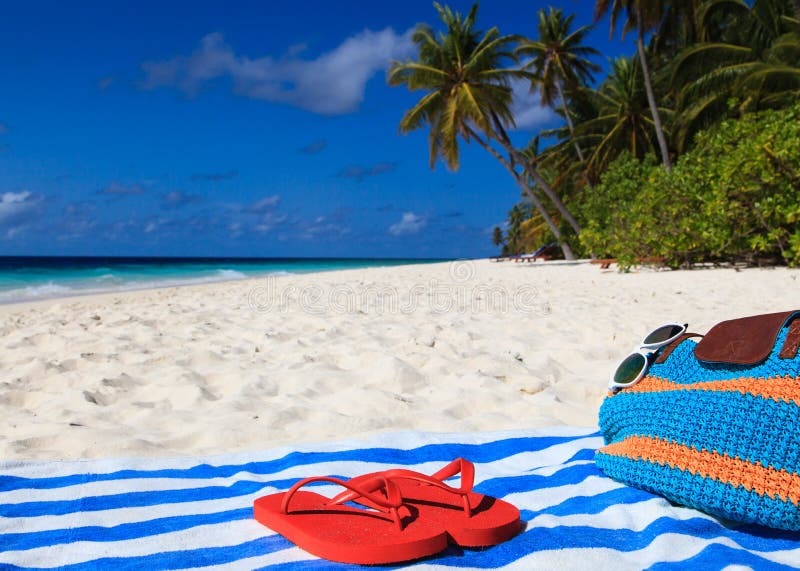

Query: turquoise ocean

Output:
[0, 257, 445, 304]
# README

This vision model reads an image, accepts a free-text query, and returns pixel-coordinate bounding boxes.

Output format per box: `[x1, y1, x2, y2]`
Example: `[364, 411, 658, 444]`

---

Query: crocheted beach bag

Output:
[596, 310, 800, 530]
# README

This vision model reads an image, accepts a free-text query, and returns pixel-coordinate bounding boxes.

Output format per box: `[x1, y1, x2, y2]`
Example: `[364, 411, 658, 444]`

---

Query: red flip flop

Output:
[332, 458, 521, 547]
[253, 474, 449, 564]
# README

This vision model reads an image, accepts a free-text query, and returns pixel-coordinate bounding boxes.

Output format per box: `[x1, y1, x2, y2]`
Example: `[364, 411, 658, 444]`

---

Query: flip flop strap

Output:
[281, 475, 406, 530]
[431, 457, 475, 493]
[331, 458, 476, 517]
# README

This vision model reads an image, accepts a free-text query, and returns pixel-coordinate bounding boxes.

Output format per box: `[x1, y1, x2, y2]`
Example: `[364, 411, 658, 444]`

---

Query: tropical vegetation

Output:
[582, 103, 800, 266]
[389, 0, 800, 267]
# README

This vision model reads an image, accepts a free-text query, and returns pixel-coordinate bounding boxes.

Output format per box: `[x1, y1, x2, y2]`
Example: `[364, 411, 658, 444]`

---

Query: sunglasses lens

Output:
[643, 324, 684, 345]
[614, 353, 647, 385]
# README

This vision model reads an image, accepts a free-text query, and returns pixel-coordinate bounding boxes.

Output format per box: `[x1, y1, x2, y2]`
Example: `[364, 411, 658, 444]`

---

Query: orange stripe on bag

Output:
[600, 436, 800, 505]
[617, 375, 800, 405]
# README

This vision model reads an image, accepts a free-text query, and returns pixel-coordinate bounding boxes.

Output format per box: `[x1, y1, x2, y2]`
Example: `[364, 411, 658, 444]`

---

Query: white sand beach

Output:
[1, 259, 798, 461]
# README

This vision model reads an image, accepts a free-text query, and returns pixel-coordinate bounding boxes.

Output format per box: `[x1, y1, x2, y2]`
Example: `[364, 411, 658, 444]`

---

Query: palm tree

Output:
[595, 0, 673, 171]
[536, 89, 604, 186]
[671, 0, 800, 150]
[388, 3, 578, 258]
[651, 0, 702, 56]
[486, 111, 583, 234]
[516, 7, 600, 163]
[492, 226, 505, 251]
[505, 203, 532, 254]
[577, 57, 673, 174]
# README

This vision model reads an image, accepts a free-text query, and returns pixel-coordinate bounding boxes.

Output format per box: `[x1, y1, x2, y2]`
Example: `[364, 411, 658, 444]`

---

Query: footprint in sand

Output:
[198, 386, 221, 401]
[101, 373, 141, 390]
[83, 390, 112, 406]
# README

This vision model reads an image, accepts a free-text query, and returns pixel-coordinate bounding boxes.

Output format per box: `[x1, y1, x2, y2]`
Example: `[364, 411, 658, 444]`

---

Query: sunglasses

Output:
[609, 323, 687, 392]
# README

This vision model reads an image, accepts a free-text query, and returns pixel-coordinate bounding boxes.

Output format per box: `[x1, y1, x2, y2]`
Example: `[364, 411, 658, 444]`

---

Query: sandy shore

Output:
[1, 259, 798, 460]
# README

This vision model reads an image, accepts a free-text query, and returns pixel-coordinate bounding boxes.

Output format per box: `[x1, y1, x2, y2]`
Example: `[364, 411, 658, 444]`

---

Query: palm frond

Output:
[398, 91, 443, 134]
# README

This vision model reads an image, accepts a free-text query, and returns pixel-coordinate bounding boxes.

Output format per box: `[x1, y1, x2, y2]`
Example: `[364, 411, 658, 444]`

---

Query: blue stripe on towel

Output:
[0, 537, 289, 571]
[646, 543, 799, 571]
[0, 461, 606, 551]
[1, 461, 608, 551]
[0, 433, 599, 492]
[0, 508, 253, 551]
[1, 428, 796, 570]
[1, 449, 602, 520]
[262, 517, 800, 570]
[2, 458, 601, 519]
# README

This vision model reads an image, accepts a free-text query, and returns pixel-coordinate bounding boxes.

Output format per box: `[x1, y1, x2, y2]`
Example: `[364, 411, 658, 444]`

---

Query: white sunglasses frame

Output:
[608, 322, 688, 391]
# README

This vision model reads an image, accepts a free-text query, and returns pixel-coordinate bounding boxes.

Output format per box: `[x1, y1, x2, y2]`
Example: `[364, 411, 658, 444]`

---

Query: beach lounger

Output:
[507, 242, 558, 263]
[1, 427, 796, 569]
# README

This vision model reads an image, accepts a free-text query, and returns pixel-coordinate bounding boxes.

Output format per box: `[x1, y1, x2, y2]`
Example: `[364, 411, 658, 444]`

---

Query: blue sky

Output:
[0, 0, 627, 258]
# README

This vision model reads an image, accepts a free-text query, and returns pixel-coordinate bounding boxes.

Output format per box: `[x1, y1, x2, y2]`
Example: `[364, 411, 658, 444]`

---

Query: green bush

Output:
[580, 103, 800, 267]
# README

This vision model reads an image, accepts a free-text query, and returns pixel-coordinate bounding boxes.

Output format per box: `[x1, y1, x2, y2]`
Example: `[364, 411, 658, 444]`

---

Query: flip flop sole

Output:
[254, 491, 449, 564]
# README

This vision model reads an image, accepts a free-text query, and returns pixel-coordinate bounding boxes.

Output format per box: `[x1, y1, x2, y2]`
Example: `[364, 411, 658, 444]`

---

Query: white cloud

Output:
[161, 190, 201, 209]
[141, 28, 414, 115]
[298, 222, 350, 240]
[510, 77, 557, 131]
[253, 211, 288, 233]
[0, 191, 33, 220]
[389, 212, 426, 236]
[229, 221, 243, 238]
[246, 195, 281, 213]
[218, 195, 288, 235]
[0, 191, 41, 238]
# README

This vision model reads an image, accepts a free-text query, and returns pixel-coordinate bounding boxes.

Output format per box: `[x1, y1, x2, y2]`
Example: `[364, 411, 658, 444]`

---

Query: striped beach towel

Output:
[1, 427, 798, 570]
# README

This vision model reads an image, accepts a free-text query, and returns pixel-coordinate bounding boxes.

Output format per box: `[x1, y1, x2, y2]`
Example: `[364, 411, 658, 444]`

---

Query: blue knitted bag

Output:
[596, 310, 800, 530]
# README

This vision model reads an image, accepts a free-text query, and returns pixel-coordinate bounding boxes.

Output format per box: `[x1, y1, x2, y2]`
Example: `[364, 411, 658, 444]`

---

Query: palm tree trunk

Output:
[556, 81, 586, 163]
[516, 178, 576, 260]
[636, 17, 672, 172]
[524, 165, 582, 232]
[488, 114, 583, 234]
[468, 129, 576, 260]
[505, 143, 583, 234]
